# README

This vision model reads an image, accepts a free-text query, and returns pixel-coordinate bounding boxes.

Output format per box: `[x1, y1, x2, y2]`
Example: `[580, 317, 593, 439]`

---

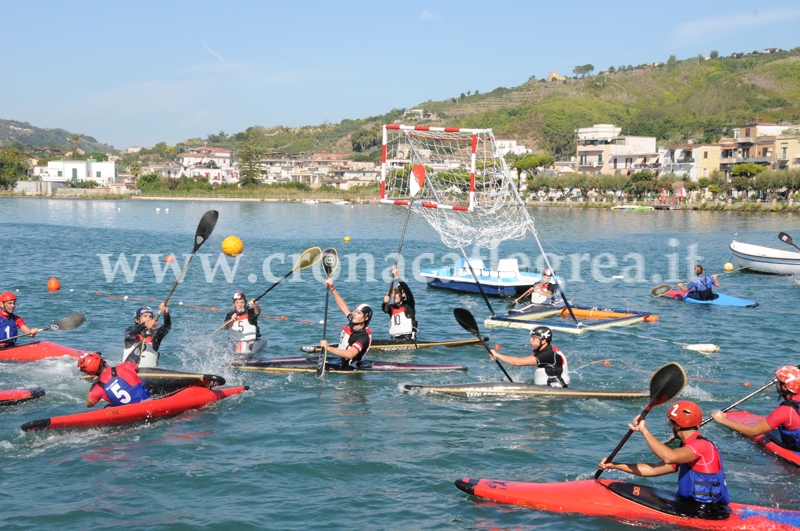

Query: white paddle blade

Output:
[410, 165, 425, 198]
[322, 248, 339, 278]
[683, 344, 720, 353]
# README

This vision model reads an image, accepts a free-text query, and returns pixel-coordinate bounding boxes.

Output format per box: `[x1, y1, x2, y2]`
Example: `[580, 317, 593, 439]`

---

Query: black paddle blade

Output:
[295, 247, 322, 271]
[322, 248, 339, 278]
[649, 362, 687, 406]
[779, 232, 795, 246]
[650, 284, 672, 297]
[453, 308, 479, 336]
[192, 210, 219, 253]
[50, 313, 85, 331]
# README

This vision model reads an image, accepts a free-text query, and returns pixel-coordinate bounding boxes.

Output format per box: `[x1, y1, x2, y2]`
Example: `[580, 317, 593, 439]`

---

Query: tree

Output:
[130, 160, 142, 178]
[70, 133, 82, 156]
[710, 50, 719, 59]
[731, 163, 765, 178]
[0, 147, 29, 190]
[608, 66, 616, 73]
[667, 55, 677, 67]
[237, 130, 265, 187]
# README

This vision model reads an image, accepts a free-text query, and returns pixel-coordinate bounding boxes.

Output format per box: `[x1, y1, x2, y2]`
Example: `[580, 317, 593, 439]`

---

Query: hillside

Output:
[0, 119, 114, 153]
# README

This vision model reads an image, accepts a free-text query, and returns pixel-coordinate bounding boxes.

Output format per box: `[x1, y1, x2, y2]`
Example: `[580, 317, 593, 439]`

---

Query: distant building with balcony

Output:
[33, 159, 118, 186]
[660, 145, 721, 181]
[575, 124, 659, 175]
[775, 136, 800, 170]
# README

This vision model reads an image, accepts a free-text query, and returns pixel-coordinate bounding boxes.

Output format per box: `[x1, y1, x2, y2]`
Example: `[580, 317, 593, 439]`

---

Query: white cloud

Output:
[675, 7, 800, 42]
[420, 9, 435, 20]
[201, 39, 224, 62]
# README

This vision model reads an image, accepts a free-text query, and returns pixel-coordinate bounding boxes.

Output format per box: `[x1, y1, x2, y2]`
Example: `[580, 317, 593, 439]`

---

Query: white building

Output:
[495, 140, 531, 157]
[33, 159, 118, 185]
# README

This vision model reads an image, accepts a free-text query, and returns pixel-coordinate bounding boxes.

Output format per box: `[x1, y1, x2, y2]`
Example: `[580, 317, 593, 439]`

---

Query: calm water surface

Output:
[1, 198, 799, 530]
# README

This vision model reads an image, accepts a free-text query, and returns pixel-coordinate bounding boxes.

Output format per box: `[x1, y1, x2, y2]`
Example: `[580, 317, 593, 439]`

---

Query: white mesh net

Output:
[381, 125, 535, 250]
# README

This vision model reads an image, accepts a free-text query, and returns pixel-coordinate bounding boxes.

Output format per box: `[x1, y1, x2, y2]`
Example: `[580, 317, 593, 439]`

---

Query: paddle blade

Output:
[192, 210, 219, 253]
[649, 362, 687, 406]
[453, 308, 479, 336]
[779, 232, 795, 246]
[410, 165, 426, 197]
[50, 313, 85, 332]
[650, 284, 672, 297]
[322, 248, 339, 278]
[294, 247, 322, 272]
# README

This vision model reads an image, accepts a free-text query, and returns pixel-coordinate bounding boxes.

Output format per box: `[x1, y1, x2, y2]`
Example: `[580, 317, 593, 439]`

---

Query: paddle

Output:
[386, 165, 425, 298]
[453, 308, 512, 382]
[317, 248, 339, 377]
[650, 266, 750, 297]
[209, 247, 322, 337]
[779, 232, 800, 252]
[594, 361, 687, 479]
[1, 313, 85, 342]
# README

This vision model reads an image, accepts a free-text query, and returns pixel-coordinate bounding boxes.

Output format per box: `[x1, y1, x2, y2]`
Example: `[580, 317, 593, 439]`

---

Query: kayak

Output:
[232, 337, 268, 359]
[20, 385, 248, 431]
[231, 356, 468, 374]
[80, 368, 226, 397]
[0, 341, 97, 361]
[455, 477, 800, 530]
[663, 289, 758, 308]
[725, 410, 800, 467]
[0, 388, 46, 406]
[300, 336, 487, 353]
[403, 381, 647, 399]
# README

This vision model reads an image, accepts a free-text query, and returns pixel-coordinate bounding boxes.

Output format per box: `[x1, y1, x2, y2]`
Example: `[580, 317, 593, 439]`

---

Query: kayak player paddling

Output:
[320, 278, 372, 370]
[599, 400, 730, 506]
[78, 353, 150, 408]
[512, 268, 556, 307]
[0, 292, 39, 348]
[488, 326, 570, 387]
[381, 266, 417, 340]
[678, 265, 720, 301]
[122, 303, 171, 366]
[223, 291, 262, 343]
[712, 365, 800, 451]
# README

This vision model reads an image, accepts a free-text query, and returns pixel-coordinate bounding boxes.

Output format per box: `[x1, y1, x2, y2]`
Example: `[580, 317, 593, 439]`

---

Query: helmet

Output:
[353, 304, 373, 323]
[233, 292, 246, 301]
[0, 292, 16, 303]
[530, 326, 552, 342]
[667, 400, 702, 429]
[776, 366, 800, 394]
[134, 306, 154, 321]
[78, 353, 104, 375]
[542, 268, 553, 277]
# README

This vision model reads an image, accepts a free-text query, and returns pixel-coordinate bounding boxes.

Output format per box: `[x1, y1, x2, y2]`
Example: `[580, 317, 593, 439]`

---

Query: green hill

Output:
[0, 119, 114, 153]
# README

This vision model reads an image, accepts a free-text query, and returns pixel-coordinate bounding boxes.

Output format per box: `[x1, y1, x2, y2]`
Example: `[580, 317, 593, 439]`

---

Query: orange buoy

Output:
[603, 360, 611, 366]
[47, 277, 60, 291]
[494, 344, 502, 350]
[211, 306, 217, 311]
[744, 382, 750, 387]
[165, 255, 175, 264]
[280, 315, 287, 320]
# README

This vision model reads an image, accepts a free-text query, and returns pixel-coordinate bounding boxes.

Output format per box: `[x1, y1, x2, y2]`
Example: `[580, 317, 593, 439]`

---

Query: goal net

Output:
[380, 124, 534, 249]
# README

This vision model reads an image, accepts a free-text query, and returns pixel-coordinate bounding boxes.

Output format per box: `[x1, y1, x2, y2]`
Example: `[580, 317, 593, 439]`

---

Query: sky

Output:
[2, 0, 799, 150]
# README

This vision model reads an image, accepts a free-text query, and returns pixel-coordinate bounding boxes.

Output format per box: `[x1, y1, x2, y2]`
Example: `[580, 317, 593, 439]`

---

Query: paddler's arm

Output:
[514, 287, 534, 303]
[319, 339, 360, 360]
[711, 410, 770, 437]
[488, 349, 538, 367]
[598, 458, 674, 477]
[631, 417, 698, 467]
[248, 299, 261, 317]
[712, 274, 720, 287]
[124, 324, 147, 347]
[324, 278, 350, 317]
[85, 383, 102, 408]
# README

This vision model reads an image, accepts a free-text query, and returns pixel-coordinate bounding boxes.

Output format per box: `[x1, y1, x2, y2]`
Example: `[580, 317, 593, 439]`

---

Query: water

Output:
[1, 198, 799, 530]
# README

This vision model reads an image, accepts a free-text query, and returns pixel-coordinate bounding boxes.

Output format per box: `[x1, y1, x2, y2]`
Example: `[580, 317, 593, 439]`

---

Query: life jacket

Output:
[692, 275, 716, 300]
[676, 433, 730, 505]
[122, 334, 159, 368]
[0, 311, 19, 347]
[388, 305, 415, 338]
[100, 365, 150, 406]
[228, 312, 259, 342]
[532, 345, 570, 387]
[530, 281, 555, 304]
[777, 398, 800, 451]
[338, 325, 372, 367]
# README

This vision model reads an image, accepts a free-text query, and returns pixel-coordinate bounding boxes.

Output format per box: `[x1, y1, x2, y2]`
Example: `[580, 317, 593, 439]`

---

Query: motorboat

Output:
[730, 237, 800, 275]
[419, 258, 553, 298]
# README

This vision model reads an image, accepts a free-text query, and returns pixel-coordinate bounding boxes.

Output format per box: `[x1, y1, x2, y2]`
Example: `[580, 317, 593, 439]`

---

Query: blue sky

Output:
[1, 0, 799, 149]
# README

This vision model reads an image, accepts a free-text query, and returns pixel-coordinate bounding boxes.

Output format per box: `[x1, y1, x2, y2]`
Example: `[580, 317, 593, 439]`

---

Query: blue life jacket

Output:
[102, 367, 150, 406]
[676, 435, 730, 505]
[778, 400, 800, 451]
[0, 312, 19, 346]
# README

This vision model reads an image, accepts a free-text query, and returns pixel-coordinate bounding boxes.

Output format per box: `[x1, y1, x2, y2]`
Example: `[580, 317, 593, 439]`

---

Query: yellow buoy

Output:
[723, 262, 734, 272]
[344, 236, 351, 242]
[222, 236, 244, 256]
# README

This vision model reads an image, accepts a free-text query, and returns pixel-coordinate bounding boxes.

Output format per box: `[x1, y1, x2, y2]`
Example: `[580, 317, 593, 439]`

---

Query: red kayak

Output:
[0, 341, 97, 361]
[725, 410, 800, 467]
[455, 478, 800, 530]
[0, 388, 45, 406]
[20, 385, 248, 431]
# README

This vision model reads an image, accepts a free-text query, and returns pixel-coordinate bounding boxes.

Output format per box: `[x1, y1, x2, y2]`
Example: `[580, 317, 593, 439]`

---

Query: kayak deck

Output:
[232, 356, 468, 373]
[0, 341, 97, 361]
[404, 381, 647, 399]
[0, 388, 46, 406]
[300, 336, 487, 353]
[663, 289, 759, 308]
[80, 367, 226, 396]
[725, 410, 800, 467]
[456, 478, 800, 530]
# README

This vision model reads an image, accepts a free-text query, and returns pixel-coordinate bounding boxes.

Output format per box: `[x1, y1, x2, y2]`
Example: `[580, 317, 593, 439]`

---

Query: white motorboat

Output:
[730, 238, 800, 275]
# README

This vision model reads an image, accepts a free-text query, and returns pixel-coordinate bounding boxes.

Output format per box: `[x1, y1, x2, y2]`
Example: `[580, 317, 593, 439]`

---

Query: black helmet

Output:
[530, 326, 552, 342]
[353, 303, 373, 323]
[134, 306, 154, 322]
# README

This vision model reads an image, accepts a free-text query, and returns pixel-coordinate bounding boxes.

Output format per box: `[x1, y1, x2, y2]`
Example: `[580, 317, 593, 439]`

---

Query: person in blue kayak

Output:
[678, 265, 719, 301]
[598, 400, 730, 506]
[382, 266, 417, 340]
[320, 277, 373, 369]
[0, 292, 39, 348]
[122, 303, 171, 366]
[78, 352, 150, 408]
[488, 326, 570, 387]
[712, 365, 800, 451]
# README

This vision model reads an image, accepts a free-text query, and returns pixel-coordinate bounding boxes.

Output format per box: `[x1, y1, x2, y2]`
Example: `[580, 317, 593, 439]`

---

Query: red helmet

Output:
[667, 400, 702, 429]
[777, 366, 800, 394]
[0, 292, 16, 303]
[78, 353, 104, 375]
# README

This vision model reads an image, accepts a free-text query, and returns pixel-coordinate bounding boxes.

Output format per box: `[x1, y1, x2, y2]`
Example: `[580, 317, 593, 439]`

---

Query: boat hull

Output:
[20, 385, 248, 431]
[485, 305, 656, 334]
[730, 240, 800, 275]
[0, 341, 97, 361]
[231, 356, 468, 373]
[455, 478, 800, 531]
[404, 381, 647, 399]
[300, 336, 487, 353]
[663, 289, 758, 308]
[725, 410, 800, 467]
[0, 388, 46, 406]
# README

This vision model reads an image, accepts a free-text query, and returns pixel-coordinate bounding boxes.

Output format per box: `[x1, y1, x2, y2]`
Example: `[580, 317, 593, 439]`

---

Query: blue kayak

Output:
[664, 289, 758, 308]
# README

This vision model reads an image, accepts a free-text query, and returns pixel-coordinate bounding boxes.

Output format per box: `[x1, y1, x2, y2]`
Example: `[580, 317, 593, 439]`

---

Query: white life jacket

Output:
[388, 306, 414, 337]
[122, 337, 160, 368]
[533, 347, 570, 387]
[530, 292, 550, 304]
[228, 313, 258, 342]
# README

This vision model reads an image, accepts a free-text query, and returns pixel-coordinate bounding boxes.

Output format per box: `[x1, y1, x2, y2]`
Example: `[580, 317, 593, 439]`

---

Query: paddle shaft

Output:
[387, 203, 414, 298]
[254, 270, 293, 303]
[459, 247, 496, 317]
[479, 338, 513, 383]
[2, 328, 49, 342]
[594, 403, 657, 479]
